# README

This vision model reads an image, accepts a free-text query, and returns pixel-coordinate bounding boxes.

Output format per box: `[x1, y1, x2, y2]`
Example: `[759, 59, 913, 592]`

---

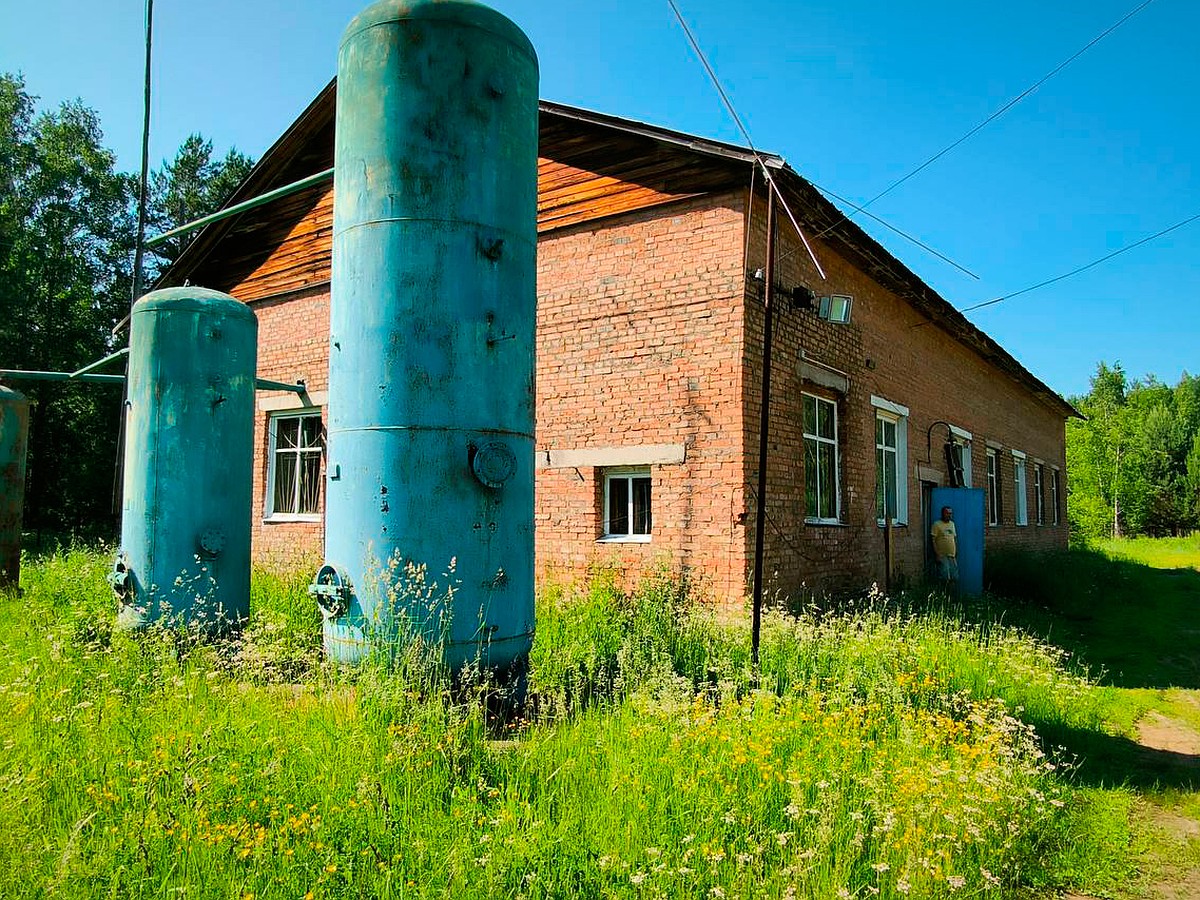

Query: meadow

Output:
[1, 541, 1193, 898]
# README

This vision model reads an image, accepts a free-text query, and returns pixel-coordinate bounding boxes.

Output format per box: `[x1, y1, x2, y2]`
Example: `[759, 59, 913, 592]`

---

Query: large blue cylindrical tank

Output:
[113, 288, 257, 633]
[316, 0, 538, 672]
[0, 385, 30, 589]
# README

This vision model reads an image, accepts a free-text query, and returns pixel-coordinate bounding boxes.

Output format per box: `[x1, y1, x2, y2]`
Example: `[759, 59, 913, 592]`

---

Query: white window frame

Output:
[803, 393, 841, 524]
[986, 447, 999, 527]
[871, 396, 909, 526]
[1051, 467, 1061, 526]
[1012, 450, 1028, 526]
[949, 425, 972, 487]
[600, 466, 652, 542]
[265, 410, 324, 522]
[1034, 463, 1045, 526]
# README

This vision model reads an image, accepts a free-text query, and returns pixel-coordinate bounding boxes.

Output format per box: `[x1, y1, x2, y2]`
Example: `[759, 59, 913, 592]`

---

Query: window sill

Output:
[263, 514, 322, 524]
[876, 520, 908, 528]
[597, 535, 652, 544]
[805, 519, 848, 527]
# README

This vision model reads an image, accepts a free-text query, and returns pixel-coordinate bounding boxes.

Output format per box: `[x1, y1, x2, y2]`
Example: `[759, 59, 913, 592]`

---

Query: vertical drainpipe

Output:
[751, 184, 777, 669]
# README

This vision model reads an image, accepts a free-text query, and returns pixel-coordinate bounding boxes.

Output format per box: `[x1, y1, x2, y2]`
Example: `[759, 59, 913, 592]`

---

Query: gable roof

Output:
[158, 80, 1077, 420]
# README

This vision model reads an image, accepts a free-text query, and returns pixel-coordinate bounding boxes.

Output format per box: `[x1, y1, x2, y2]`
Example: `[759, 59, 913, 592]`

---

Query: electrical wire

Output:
[810, 181, 979, 279]
[746, 484, 822, 565]
[667, 0, 826, 280]
[742, 162, 758, 275]
[818, 0, 1159, 239]
[955, 211, 1200, 315]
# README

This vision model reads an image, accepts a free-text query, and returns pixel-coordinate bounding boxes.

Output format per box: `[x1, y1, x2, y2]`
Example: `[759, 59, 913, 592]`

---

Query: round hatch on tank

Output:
[471, 441, 517, 489]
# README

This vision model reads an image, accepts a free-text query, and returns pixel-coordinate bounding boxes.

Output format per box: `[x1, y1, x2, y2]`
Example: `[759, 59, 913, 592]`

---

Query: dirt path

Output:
[1131, 705, 1200, 899]
[1053, 705, 1200, 900]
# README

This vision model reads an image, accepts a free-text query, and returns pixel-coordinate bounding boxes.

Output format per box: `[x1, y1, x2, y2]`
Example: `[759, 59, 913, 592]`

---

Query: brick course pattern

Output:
[243, 190, 1068, 602]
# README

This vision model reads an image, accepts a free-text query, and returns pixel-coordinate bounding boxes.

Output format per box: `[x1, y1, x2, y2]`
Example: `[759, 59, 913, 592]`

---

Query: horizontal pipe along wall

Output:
[316, 0, 539, 674]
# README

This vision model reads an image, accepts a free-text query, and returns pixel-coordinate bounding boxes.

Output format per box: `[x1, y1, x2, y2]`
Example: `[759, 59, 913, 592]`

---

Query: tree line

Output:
[1067, 362, 1200, 540]
[0, 73, 254, 537]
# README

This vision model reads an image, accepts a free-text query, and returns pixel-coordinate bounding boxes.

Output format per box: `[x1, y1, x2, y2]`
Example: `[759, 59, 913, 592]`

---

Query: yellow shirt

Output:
[931, 519, 957, 559]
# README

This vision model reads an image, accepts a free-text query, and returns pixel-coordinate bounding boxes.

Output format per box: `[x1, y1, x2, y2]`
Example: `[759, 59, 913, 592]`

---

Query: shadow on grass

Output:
[981, 547, 1200, 690]
[1034, 719, 1200, 791]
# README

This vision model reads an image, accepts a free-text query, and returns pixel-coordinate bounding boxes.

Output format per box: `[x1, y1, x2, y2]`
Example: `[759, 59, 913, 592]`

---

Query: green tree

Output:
[1185, 432, 1200, 525]
[145, 133, 253, 272]
[1067, 362, 1135, 539]
[1067, 362, 1200, 541]
[0, 73, 135, 535]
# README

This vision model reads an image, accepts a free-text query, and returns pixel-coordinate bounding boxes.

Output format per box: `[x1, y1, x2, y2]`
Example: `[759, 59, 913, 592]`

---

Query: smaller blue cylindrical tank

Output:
[0, 384, 30, 589]
[113, 288, 257, 633]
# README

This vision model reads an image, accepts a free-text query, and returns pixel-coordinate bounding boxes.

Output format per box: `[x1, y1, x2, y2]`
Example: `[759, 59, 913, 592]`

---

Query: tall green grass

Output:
[0, 549, 1131, 898]
[1097, 534, 1200, 569]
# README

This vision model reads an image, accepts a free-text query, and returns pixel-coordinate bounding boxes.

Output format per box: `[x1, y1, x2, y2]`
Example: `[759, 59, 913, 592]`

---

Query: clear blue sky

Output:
[2, 0, 1196, 399]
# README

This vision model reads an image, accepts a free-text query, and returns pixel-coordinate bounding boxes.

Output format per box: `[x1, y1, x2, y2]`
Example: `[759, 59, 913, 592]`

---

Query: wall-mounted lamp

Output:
[926, 420, 965, 487]
[816, 294, 853, 324]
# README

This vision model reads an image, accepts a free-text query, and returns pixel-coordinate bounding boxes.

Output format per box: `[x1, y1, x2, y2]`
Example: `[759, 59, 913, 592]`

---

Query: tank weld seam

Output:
[328, 426, 531, 438]
[335, 218, 535, 244]
[343, 20, 536, 58]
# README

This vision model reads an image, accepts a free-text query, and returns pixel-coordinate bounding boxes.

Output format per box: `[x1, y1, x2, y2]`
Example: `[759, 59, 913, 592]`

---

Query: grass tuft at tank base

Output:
[0, 544, 1170, 898]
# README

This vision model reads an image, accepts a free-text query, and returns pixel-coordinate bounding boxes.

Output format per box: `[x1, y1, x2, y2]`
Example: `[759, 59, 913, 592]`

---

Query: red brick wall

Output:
[742, 196, 1069, 600]
[534, 193, 749, 600]
[247, 283, 329, 567]
[243, 189, 1069, 601]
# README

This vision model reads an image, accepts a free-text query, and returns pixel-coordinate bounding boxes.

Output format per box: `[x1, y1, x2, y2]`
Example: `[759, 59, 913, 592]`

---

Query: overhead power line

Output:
[666, 0, 826, 280]
[669, 0, 974, 282]
[810, 181, 979, 279]
[819, 0, 1159, 241]
[955, 211, 1200, 315]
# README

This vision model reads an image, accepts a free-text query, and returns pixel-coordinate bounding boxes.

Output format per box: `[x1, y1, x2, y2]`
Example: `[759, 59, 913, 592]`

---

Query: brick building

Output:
[162, 82, 1076, 602]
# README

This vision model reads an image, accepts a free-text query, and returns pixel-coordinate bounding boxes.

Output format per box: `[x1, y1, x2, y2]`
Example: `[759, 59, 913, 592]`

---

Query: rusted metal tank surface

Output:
[314, 0, 538, 675]
[0, 385, 29, 589]
[112, 287, 256, 634]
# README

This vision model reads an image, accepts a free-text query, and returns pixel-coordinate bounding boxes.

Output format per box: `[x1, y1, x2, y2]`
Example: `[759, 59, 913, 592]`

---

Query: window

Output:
[1012, 451, 1028, 526]
[803, 393, 840, 523]
[602, 468, 652, 541]
[986, 448, 1000, 526]
[872, 395, 909, 525]
[1051, 468, 1061, 525]
[266, 411, 324, 520]
[1034, 464, 1045, 525]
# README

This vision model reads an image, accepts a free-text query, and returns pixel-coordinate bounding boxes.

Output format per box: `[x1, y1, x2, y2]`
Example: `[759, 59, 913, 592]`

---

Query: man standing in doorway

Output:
[931, 505, 958, 589]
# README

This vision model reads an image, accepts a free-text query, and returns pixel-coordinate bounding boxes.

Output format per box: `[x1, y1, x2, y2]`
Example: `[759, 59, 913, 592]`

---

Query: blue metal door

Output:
[931, 487, 985, 595]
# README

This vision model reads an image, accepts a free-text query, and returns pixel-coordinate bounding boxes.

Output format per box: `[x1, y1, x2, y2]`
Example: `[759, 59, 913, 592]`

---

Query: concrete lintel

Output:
[916, 464, 943, 484]
[257, 390, 327, 412]
[800, 361, 849, 394]
[538, 443, 687, 469]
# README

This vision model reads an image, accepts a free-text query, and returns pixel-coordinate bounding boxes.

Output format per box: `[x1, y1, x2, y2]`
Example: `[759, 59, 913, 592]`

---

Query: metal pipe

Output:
[0, 371, 125, 384]
[131, 0, 154, 305]
[254, 378, 307, 394]
[70, 347, 129, 378]
[751, 187, 777, 670]
[146, 167, 335, 248]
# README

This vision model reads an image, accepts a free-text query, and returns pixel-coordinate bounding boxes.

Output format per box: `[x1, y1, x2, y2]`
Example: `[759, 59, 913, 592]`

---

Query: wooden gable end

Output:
[537, 115, 747, 232]
[168, 97, 749, 302]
